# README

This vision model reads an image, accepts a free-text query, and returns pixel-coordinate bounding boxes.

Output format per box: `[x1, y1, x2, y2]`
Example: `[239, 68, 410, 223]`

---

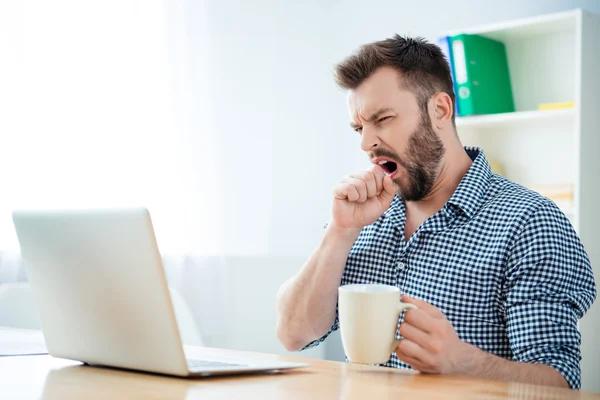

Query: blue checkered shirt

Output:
[304, 148, 596, 389]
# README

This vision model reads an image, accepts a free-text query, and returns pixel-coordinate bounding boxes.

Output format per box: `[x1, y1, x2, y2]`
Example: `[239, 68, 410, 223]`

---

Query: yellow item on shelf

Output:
[528, 183, 574, 213]
[537, 102, 575, 110]
[529, 183, 573, 200]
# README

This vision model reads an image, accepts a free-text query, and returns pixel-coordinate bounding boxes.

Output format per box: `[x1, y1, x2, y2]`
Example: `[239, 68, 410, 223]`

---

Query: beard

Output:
[372, 111, 445, 202]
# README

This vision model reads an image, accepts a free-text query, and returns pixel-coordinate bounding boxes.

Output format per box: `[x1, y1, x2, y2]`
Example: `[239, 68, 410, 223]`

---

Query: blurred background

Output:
[1, 0, 598, 391]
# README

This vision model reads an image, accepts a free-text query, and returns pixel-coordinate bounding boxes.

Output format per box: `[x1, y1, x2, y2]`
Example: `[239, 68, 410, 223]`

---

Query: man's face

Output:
[348, 66, 445, 201]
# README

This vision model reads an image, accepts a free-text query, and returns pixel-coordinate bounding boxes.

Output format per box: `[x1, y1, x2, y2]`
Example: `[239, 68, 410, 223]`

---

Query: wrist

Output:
[326, 222, 362, 241]
[451, 341, 488, 376]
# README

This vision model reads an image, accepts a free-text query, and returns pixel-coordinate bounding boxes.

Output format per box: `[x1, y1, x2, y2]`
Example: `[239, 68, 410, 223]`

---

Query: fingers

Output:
[403, 308, 438, 334]
[396, 354, 424, 371]
[348, 170, 379, 198]
[395, 339, 433, 369]
[333, 183, 360, 202]
[338, 169, 379, 203]
[402, 295, 445, 319]
[339, 177, 367, 202]
[399, 320, 430, 348]
[334, 168, 396, 204]
[370, 166, 385, 193]
[378, 174, 397, 205]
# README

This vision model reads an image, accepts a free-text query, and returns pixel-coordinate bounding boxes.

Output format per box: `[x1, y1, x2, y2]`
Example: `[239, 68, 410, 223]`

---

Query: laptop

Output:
[11, 208, 308, 377]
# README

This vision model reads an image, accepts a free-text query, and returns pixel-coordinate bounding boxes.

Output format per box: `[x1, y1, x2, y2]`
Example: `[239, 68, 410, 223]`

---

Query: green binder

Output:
[449, 34, 515, 116]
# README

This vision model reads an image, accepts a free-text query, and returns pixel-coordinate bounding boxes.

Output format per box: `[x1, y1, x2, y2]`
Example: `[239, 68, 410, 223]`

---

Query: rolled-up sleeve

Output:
[504, 200, 596, 389]
[301, 315, 339, 351]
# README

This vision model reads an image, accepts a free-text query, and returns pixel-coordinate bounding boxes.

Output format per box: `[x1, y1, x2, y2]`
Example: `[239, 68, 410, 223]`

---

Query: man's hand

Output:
[331, 166, 397, 230]
[395, 295, 569, 388]
[395, 295, 470, 374]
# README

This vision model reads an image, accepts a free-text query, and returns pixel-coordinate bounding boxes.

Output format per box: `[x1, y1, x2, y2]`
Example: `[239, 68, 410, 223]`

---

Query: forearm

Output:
[276, 223, 360, 351]
[457, 343, 569, 388]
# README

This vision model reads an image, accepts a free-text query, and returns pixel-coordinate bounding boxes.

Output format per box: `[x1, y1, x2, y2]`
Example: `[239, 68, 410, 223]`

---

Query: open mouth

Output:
[377, 160, 398, 175]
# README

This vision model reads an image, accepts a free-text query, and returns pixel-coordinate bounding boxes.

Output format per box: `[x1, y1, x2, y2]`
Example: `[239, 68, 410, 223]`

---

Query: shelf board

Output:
[456, 108, 575, 129]
[442, 9, 579, 41]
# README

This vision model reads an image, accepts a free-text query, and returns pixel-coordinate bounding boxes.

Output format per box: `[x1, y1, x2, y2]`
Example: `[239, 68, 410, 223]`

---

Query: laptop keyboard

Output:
[187, 359, 246, 370]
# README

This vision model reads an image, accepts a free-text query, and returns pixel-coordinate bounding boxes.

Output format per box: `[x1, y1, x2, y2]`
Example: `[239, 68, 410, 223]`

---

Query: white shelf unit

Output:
[456, 108, 575, 129]
[443, 9, 600, 392]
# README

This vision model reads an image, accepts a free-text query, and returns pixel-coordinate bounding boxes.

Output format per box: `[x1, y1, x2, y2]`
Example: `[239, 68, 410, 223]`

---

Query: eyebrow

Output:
[349, 108, 395, 129]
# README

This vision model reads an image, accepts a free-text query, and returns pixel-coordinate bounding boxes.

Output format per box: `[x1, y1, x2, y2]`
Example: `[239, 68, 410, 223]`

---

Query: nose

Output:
[360, 126, 380, 152]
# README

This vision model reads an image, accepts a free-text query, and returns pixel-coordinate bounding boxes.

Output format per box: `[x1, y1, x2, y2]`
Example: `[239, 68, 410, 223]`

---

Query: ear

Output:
[431, 92, 453, 129]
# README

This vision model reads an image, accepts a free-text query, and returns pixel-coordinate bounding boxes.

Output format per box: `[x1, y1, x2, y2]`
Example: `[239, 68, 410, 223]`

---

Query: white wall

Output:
[215, 256, 325, 360]
[192, 0, 360, 258]
[164, 255, 325, 359]
[177, 0, 600, 390]
[188, 0, 600, 258]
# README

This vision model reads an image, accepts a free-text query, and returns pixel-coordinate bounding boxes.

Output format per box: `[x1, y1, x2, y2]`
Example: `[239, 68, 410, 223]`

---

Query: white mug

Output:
[338, 284, 417, 364]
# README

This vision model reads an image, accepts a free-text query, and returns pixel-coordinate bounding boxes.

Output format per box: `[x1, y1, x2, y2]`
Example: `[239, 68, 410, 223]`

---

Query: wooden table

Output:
[1, 329, 599, 399]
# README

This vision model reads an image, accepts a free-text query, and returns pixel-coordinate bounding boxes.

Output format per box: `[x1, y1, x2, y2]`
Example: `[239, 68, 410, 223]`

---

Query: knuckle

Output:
[333, 183, 346, 194]
[439, 327, 449, 339]
[399, 323, 407, 336]
[396, 339, 406, 352]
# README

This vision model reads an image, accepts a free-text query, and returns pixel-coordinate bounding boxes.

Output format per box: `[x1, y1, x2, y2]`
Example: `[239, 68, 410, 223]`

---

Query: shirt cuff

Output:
[301, 319, 339, 351]
[514, 346, 581, 389]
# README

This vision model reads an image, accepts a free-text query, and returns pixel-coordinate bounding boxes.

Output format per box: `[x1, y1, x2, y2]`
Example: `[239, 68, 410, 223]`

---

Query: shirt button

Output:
[398, 262, 406, 269]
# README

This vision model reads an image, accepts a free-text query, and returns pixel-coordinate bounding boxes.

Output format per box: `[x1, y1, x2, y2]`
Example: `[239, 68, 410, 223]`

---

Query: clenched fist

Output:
[331, 166, 397, 229]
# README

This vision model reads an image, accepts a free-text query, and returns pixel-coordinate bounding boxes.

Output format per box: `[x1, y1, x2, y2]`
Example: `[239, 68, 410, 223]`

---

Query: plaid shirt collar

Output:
[384, 147, 492, 226]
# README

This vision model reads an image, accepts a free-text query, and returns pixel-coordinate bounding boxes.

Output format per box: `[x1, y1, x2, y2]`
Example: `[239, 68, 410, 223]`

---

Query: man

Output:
[275, 35, 596, 389]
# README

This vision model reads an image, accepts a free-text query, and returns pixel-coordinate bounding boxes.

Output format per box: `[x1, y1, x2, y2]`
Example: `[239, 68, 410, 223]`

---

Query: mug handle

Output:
[390, 302, 418, 353]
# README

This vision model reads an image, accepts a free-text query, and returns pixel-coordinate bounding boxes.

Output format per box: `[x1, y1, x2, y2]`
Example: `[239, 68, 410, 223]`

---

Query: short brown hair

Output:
[334, 35, 456, 125]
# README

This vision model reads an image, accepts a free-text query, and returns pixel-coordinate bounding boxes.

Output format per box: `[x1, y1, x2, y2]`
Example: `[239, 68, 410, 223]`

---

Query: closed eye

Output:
[352, 116, 391, 133]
